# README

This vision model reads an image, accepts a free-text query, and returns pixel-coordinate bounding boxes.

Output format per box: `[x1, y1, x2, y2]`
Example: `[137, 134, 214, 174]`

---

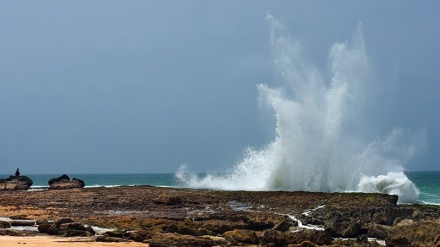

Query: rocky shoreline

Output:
[0, 186, 439, 246]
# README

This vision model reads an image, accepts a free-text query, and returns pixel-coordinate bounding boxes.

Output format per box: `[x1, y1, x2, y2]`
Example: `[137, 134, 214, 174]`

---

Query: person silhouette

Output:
[15, 168, 20, 177]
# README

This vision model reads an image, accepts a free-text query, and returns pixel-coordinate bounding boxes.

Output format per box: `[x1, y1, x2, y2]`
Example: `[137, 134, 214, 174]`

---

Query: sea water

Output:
[406, 171, 440, 205]
[3, 172, 437, 205]
[6, 173, 177, 189]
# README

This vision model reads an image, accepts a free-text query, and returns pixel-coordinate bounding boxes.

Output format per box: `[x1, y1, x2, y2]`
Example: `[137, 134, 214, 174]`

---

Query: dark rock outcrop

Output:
[127, 232, 144, 242]
[224, 229, 259, 245]
[48, 174, 85, 190]
[37, 217, 94, 237]
[48, 174, 70, 185]
[0, 221, 11, 228]
[10, 220, 36, 227]
[37, 223, 52, 233]
[0, 176, 33, 190]
[273, 220, 291, 231]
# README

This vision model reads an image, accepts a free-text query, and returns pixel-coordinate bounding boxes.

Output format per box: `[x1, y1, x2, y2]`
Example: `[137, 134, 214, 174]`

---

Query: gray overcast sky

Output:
[0, 1, 439, 174]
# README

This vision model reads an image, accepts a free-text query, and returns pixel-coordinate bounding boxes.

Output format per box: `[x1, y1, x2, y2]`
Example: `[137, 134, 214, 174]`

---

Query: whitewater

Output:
[177, 14, 424, 203]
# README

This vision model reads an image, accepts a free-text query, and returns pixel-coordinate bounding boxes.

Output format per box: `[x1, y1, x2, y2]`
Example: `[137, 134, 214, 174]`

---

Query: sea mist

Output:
[177, 14, 422, 203]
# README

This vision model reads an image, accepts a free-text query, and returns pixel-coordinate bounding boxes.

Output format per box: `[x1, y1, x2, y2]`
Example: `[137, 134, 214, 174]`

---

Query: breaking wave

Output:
[177, 13, 424, 203]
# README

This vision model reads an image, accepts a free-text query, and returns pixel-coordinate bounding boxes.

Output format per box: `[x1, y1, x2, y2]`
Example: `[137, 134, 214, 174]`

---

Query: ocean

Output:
[406, 171, 440, 205]
[3, 171, 438, 205]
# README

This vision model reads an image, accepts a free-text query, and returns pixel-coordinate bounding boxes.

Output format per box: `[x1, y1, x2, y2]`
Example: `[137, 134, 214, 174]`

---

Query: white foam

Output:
[358, 172, 419, 203]
[302, 205, 325, 217]
[177, 14, 424, 203]
[418, 201, 440, 206]
[287, 214, 325, 231]
[87, 225, 114, 235]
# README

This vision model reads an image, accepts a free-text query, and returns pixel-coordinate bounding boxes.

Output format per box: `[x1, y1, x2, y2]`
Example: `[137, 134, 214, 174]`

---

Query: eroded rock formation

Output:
[48, 174, 85, 190]
[0, 175, 33, 190]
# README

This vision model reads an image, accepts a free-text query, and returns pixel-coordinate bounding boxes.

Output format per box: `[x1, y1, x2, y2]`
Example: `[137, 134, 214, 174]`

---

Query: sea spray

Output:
[177, 14, 423, 203]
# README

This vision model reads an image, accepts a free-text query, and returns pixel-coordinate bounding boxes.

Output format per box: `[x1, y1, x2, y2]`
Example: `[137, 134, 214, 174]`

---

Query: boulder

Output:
[127, 232, 145, 242]
[0, 221, 11, 228]
[60, 222, 93, 237]
[48, 174, 70, 185]
[340, 221, 362, 238]
[273, 220, 291, 232]
[48, 175, 85, 190]
[47, 227, 61, 235]
[365, 223, 390, 239]
[224, 229, 259, 244]
[36, 219, 49, 225]
[38, 218, 94, 237]
[59, 222, 87, 232]
[55, 218, 74, 228]
[85, 226, 95, 236]
[246, 214, 283, 230]
[49, 181, 83, 189]
[176, 226, 201, 236]
[323, 212, 363, 237]
[37, 223, 52, 233]
[72, 178, 85, 187]
[0, 176, 33, 190]
[10, 220, 36, 227]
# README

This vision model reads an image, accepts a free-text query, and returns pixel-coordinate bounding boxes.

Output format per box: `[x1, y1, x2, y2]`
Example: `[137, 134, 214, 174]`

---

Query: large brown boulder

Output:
[10, 220, 36, 227]
[37, 223, 52, 233]
[224, 229, 259, 245]
[48, 174, 70, 185]
[48, 175, 85, 190]
[0, 176, 33, 190]
[37, 218, 94, 237]
[0, 221, 11, 228]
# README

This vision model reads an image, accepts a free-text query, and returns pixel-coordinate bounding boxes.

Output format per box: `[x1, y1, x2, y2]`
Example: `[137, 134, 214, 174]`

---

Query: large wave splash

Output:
[177, 14, 423, 203]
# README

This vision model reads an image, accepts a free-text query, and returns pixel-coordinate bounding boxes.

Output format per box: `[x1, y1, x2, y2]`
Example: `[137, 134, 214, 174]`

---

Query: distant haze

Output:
[0, 1, 439, 174]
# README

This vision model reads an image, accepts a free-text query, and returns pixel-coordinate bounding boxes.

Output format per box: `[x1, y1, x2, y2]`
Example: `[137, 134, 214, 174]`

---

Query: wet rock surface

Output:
[0, 186, 439, 246]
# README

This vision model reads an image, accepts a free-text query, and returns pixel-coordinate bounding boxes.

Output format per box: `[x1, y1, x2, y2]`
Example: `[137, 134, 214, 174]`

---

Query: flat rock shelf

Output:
[0, 186, 439, 246]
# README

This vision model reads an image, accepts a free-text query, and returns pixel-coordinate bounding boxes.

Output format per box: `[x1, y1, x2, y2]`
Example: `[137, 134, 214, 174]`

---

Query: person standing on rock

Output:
[15, 168, 20, 177]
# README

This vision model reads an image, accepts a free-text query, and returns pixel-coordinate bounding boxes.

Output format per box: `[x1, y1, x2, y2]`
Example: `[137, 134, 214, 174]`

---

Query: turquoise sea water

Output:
[405, 171, 440, 205]
[2, 171, 439, 205]
[22, 173, 178, 189]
